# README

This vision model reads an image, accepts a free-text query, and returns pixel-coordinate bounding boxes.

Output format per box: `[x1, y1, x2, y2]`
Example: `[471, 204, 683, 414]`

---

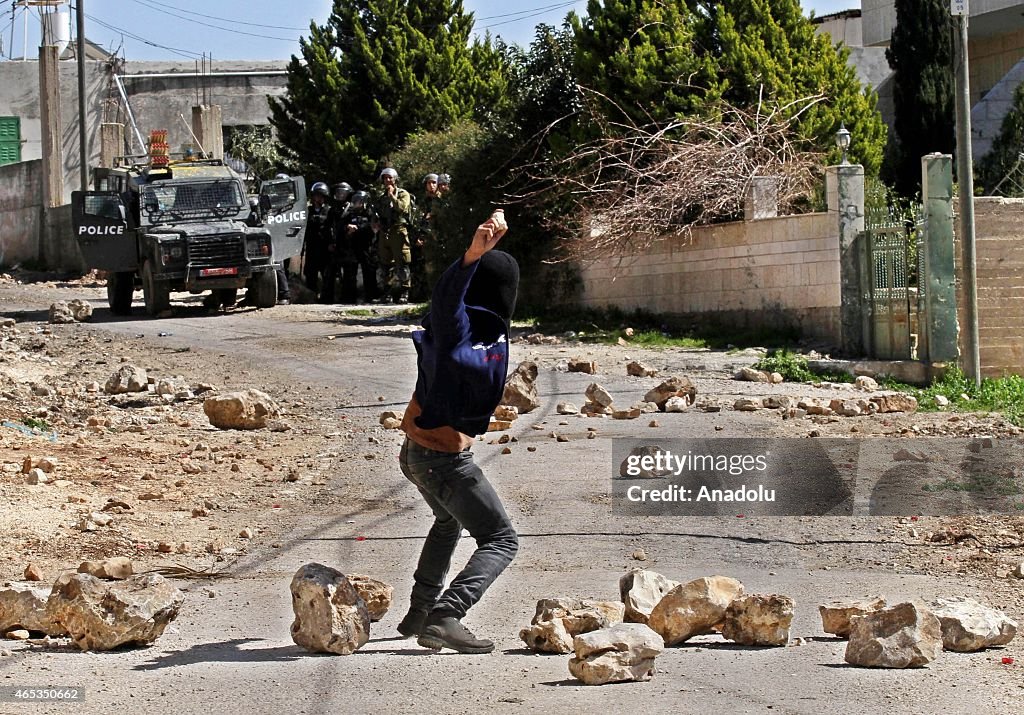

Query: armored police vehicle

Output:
[72, 153, 306, 316]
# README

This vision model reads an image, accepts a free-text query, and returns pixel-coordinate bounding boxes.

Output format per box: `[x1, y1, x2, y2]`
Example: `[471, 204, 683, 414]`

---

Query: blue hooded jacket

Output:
[410, 258, 511, 438]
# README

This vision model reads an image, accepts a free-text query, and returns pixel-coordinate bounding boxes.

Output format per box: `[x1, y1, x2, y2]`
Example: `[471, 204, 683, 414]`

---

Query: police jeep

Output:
[71, 156, 306, 316]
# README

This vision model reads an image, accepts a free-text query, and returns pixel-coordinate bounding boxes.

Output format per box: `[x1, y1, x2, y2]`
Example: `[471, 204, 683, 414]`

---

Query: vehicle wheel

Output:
[141, 259, 170, 316]
[106, 271, 135, 315]
[250, 270, 277, 309]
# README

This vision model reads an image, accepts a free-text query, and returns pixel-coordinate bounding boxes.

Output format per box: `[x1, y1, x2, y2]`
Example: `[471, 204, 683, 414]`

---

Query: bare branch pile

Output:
[514, 93, 826, 262]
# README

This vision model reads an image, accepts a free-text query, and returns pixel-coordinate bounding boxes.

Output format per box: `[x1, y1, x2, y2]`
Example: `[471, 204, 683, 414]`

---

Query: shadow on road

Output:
[133, 638, 307, 670]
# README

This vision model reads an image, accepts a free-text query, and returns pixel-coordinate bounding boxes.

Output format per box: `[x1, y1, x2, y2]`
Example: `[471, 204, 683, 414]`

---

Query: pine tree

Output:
[883, 0, 955, 197]
[572, 0, 718, 123]
[695, 0, 886, 175]
[571, 0, 885, 174]
[269, 0, 505, 185]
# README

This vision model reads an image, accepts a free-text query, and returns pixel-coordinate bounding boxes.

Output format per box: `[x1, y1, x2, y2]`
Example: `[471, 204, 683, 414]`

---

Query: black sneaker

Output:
[396, 607, 429, 638]
[417, 616, 494, 654]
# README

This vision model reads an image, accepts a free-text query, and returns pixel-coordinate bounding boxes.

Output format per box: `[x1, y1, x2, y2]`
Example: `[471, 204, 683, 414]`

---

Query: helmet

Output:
[424, 173, 439, 185]
[333, 182, 353, 201]
[248, 196, 259, 209]
[437, 173, 450, 187]
[379, 167, 398, 181]
[274, 173, 290, 180]
[350, 190, 371, 210]
[311, 181, 330, 197]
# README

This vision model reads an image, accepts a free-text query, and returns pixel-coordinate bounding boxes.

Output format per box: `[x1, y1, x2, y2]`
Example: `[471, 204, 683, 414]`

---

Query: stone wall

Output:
[0, 159, 43, 268]
[576, 213, 841, 342]
[961, 197, 1024, 377]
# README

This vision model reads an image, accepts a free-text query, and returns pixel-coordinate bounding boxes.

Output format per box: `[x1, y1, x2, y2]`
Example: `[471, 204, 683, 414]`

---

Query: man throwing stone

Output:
[397, 209, 519, 654]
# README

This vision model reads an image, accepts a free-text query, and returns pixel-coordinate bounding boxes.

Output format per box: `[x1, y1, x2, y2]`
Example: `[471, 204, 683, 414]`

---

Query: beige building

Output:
[856, 0, 1024, 160]
[819, 3, 1024, 161]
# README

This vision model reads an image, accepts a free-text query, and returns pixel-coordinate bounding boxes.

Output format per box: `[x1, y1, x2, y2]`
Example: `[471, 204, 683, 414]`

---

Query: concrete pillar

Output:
[826, 164, 865, 356]
[100, 123, 125, 169]
[191, 105, 224, 159]
[744, 177, 778, 220]
[38, 45, 64, 208]
[921, 153, 958, 363]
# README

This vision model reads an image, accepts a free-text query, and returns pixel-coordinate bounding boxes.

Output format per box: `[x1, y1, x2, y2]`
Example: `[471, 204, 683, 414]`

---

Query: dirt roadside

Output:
[1, 271, 1023, 713]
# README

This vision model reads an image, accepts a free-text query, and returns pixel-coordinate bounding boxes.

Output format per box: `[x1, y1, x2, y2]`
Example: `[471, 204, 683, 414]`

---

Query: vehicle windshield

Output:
[141, 180, 245, 223]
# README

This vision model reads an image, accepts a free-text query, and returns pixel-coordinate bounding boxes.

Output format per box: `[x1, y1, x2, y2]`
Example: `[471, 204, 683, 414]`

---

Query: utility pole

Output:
[77, 0, 88, 191]
[952, 0, 981, 386]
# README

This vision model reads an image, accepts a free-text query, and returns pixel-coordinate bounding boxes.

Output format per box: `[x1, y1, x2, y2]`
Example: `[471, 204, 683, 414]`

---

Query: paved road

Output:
[0, 290, 1019, 715]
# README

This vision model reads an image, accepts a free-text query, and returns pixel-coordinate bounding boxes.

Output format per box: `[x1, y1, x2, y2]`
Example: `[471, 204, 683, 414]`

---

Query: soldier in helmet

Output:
[409, 173, 439, 301]
[322, 182, 354, 303]
[336, 190, 379, 303]
[372, 167, 414, 303]
[414, 172, 450, 300]
[304, 181, 334, 302]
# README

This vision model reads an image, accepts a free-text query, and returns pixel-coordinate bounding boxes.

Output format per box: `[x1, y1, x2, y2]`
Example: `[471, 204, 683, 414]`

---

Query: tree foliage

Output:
[224, 126, 282, 181]
[977, 82, 1024, 196]
[572, 0, 716, 122]
[571, 0, 886, 174]
[695, 0, 885, 174]
[883, 0, 955, 197]
[269, 0, 505, 185]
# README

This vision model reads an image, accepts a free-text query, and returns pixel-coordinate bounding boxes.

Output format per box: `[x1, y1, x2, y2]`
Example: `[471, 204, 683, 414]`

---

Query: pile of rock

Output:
[48, 300, 93, 324]
[1, 557, 182, 651]
[732, 393, 918, 418]
[519, 597, 625, 654]
[642, 377, 697, 413]
[560, 568, 795, 686]
[289, 563, 393, 655]
[820, 596, 1017, 668]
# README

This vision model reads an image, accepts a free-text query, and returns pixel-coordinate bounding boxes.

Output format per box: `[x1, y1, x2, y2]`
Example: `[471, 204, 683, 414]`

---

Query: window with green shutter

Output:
[0, 117, 22, 166]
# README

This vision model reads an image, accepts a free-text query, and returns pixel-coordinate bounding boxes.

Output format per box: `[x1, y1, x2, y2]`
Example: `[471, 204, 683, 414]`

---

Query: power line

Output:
[478, 1, 579, 31]
[143, 0, 308, 32]
[84, 11, 202, 59]
[128, 0, 300, 43]
[476, 1, 578, 22]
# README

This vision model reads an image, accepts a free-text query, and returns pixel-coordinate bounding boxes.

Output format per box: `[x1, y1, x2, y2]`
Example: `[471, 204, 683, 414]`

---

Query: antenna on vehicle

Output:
[179, 113, 207, 158]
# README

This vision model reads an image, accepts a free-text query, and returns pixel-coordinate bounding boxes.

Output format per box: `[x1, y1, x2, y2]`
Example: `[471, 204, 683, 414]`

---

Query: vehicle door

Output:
[71, 191, 138, 272]
[258, 176, 306, 260]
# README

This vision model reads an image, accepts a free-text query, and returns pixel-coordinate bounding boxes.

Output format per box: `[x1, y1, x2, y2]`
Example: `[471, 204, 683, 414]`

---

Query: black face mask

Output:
[464, 250, 519, 323]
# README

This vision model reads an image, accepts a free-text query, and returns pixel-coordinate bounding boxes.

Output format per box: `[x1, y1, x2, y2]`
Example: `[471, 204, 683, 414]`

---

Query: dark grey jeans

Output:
[399, 438, 519, 619]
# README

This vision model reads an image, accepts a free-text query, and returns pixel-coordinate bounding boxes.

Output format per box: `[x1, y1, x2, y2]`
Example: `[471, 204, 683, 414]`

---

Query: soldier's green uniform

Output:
[374, 167, 413, 303]
[420, 190, 447, 290]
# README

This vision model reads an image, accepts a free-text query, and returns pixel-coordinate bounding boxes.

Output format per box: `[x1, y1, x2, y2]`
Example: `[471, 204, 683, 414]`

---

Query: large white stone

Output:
[78, 557, 133, 580]
[929, 598, 1017, 652]
[45, 573, 183, 651]
[585, 383, 614, 408]
[643, 376, 697, 410]
[347, 574, 393, 622]
[721, 594, 794, 647]
[648, 576, 745, 645]
[520, 598, 624, 653]
[619, 569, 680, 624]
[104, 365, 149, 394]
[502, 361, 540, 413]
[203, 389, 280, 430]
[568, 623, 664, 685]
[844, 602, 943, 668]
[289, 563, 369, 655]
[0, 582, 61, 634]
[819, 597, 886, 638]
